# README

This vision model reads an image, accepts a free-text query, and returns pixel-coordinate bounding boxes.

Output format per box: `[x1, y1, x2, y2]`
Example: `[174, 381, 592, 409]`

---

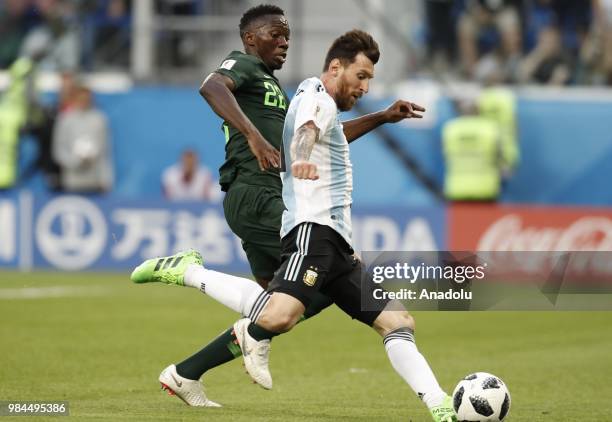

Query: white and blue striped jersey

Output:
[280, 77, 354, 247]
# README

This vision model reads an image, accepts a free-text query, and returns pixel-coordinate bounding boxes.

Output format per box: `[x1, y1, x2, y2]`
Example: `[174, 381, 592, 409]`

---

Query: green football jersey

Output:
[214, 50, 289, 191]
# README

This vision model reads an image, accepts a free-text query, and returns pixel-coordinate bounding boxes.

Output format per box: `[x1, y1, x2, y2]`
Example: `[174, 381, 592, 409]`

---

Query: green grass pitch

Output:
[1, 271, 611, 421]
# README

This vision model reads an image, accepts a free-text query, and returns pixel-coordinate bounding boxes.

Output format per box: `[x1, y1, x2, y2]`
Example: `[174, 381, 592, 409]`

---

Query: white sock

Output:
[383, 328, 447, 409]
[184, 265, 268, 317]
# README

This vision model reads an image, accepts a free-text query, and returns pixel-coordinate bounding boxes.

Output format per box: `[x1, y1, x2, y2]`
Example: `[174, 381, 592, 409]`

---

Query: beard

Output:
[335, 77, 354, 111]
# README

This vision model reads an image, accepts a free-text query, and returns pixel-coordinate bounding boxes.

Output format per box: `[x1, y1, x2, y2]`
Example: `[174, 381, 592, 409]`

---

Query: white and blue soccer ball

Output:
[452, 372, 511, 421]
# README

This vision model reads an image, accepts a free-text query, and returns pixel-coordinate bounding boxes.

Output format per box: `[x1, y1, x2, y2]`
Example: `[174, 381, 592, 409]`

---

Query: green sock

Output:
[247, 322, 279, 341]
[174, 293, 335, 381]
[175, 327, 241, 380]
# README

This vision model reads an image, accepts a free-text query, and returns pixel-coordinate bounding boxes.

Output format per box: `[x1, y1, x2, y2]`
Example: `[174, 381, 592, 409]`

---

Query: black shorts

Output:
[223, 183, 283, 280]
[268, 223, 390, 327]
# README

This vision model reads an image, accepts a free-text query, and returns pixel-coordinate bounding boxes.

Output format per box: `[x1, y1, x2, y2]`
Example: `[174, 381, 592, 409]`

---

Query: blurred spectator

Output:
[82, 0, 131, 70]
[162, 150, 222, 201]
[477, 86, 519, 177]
[52, 85, 113, 193]
[548, 0, 592, 56]
[442, 98, 505, 202]
[0, 43, 48, 189]
[57, 71, 80, 112]
[424, 1, 458, 72]
[523, 0, 593, 82]
[19, 71, 81, 191]
[0, 0, 31, 68]
[580, 0, 612, 84]
[157, 0, 202, 16]
[420, 0, 608, 85]
[156, 0, 201, 67]
[518, 25, 572, 85]
[19, 0, 80, 71]
[596, 0, 612, 84]
[424, 0, 459, 75]
[29, 71, 81, 189]
[0, 57, 33, 189]
[457, 0, 524, 81]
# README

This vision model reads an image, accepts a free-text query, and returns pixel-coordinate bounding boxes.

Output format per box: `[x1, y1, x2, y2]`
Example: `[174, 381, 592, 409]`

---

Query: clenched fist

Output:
[291, 160, 319, 180]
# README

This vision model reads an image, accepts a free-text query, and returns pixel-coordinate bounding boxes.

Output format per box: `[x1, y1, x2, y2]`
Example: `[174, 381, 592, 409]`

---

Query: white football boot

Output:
[158, 364, 221, 407]
[233, 318, 273, 389]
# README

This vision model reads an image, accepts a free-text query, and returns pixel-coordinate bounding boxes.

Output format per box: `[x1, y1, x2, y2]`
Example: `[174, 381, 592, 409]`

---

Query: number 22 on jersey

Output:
[263, 81, 286, 110]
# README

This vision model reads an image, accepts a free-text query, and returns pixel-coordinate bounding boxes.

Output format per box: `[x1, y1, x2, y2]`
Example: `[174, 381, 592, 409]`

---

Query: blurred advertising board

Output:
[0, 191, 445, 273]
[449, 204, 612, 283]
[449, 204, 612, 251]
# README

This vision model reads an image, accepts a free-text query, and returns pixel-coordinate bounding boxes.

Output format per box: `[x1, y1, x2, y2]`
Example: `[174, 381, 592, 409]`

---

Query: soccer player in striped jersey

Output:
[228, 29, 457, 422]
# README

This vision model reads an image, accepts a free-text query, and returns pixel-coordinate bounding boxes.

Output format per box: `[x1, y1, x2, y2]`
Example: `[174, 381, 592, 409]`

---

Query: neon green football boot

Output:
[130, 250, 202, 286]
[430, 395, 458, 422]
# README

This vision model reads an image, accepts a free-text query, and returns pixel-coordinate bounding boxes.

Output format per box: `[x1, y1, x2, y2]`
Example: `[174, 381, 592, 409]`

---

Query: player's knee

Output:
[399, 311, 415, 332]
[256, 292, 305, 333]
[373, 310, 415, 337]
[386, 311, 415, 333]
[259, 311, 298, 333]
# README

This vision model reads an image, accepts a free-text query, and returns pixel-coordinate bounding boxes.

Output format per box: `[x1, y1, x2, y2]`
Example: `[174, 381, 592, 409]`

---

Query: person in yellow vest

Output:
[0, 56, 35, 189]
[477, 86, 519, 178]
[0, 37, 48, 189]
[442, 98, 504, 201]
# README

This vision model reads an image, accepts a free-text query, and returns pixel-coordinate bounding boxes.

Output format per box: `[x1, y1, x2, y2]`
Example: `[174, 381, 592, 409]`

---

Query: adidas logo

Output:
[154, 256, 184, 271]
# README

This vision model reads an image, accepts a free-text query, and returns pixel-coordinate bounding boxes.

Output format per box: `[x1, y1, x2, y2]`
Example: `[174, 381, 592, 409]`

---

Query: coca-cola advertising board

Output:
[449, 204, 612, 251]
[449, 204, 612, 285]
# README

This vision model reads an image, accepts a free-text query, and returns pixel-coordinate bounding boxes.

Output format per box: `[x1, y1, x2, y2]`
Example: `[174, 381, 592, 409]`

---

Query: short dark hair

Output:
[239, 4, 285, 38]
[323, 30, 380, 71]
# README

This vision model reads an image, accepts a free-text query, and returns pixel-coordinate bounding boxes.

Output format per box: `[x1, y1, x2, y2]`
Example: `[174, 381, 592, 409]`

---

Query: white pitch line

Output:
[0, 285, 111, 300]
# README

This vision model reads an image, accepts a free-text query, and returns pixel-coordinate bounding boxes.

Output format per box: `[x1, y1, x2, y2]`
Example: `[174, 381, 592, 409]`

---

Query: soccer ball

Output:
[452, 372, 511, 421]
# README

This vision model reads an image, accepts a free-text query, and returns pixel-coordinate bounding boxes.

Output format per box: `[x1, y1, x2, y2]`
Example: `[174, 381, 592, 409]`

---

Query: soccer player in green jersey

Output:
[132, 4, 427, 409]
[200, 6, 288, 286]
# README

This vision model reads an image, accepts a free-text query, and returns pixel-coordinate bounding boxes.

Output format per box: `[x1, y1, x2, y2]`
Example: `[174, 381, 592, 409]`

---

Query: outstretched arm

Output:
[290, 120, 320, 180]
[342, 100, 426, 143]
[199, 73, 280, 171]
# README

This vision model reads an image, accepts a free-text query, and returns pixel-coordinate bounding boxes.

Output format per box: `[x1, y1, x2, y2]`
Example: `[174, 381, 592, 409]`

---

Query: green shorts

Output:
[223, 183, 284, 280]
